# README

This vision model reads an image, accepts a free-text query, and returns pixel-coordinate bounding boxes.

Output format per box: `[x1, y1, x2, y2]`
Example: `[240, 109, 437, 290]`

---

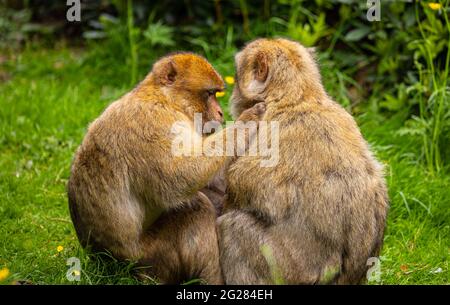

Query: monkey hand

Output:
[237, 102, 266, 122]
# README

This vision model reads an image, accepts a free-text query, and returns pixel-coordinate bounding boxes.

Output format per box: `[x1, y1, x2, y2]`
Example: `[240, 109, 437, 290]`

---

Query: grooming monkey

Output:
[68, 52, 265, 284]
[218, 38, 389, 284]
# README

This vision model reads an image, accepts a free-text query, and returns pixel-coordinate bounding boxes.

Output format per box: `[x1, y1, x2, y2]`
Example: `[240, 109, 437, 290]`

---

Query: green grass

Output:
[0, 45, 448, 285]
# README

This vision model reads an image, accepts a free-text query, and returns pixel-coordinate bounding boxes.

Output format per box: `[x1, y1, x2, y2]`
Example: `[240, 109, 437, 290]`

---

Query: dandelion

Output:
[428, 2, 442, 10]
[216, 91, 225, 98]
[57, 245, 64, 252]
[73, 270, 80, 276]
[0, 267, 10, 281]
[225, 76, 235, 85]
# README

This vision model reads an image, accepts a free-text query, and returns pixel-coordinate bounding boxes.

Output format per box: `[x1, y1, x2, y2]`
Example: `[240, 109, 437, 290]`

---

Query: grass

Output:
[0, 44, 448, 285]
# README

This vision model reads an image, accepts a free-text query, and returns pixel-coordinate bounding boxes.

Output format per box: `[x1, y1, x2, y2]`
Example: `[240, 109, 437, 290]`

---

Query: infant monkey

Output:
[68, 52, 265, 284]
[219, 38, 389, 284]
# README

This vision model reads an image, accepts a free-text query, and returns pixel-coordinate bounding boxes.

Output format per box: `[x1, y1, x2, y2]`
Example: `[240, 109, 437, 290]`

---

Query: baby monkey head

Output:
[151, 52, 225, 124]
[230, 38, 324, 119]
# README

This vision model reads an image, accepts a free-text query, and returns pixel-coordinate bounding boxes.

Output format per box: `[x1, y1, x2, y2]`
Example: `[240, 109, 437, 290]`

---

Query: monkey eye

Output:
[207, 89, 224, 98]
[205, 88, 225, 99]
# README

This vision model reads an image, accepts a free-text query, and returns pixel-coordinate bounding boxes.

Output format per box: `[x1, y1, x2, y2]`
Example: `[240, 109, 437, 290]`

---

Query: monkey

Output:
[218, 38, 389, 284]
[67, 52, 266, 284]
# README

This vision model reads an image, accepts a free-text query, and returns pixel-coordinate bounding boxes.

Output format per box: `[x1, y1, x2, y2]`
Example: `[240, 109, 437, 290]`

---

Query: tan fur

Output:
[68, 52, 265, 284]
[219, 38, 389, 284]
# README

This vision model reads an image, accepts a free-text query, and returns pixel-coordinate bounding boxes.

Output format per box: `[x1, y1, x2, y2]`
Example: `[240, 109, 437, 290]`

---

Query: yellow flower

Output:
[225, 76, 235, 85]
[216, 91, 225, 98]
[57, 245, 64, 252]
[0, 267, 10, 281]
[73, 270, 80, 276]
[428, 2, 442, 10]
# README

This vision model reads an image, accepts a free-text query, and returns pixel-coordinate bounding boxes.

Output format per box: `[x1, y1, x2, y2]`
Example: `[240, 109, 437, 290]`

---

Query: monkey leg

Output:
[68, 188, 145, 262]
[218, 210, 345, 285]
[139, 192, 223, 284]
[217, 210, 274, 285]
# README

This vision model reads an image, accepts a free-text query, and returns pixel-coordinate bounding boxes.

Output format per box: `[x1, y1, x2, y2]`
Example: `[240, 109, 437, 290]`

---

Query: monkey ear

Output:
[162, 60, 177, 85]
[254, 51, 269, 82]
[154, 59, 177, 86]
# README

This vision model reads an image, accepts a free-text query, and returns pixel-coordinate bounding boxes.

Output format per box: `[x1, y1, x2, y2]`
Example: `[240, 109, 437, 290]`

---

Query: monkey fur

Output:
[68, 52, 265, 284]
[218, 38, 389, 284]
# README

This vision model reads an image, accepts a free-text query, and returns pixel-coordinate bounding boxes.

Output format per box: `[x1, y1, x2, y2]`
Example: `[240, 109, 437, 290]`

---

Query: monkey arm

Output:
[154, 125, 248, 209]
[148, 114, 265, 211]
[126, 102, 264, 210]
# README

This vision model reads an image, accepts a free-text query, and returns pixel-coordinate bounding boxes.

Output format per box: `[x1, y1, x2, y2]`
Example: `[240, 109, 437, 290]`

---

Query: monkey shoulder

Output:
[75, 99, 189, 175]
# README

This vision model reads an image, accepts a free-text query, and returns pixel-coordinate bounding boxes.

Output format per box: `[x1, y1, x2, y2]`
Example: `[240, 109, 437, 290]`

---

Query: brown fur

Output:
[68, 52, 264, 284]
[218, 38, 389, 284]
[201, 167, 227, 215]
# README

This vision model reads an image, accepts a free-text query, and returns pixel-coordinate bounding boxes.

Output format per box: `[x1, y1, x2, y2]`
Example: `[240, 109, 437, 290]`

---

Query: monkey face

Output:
[204, 90, 224, 124]
[151, 52, 225, 125]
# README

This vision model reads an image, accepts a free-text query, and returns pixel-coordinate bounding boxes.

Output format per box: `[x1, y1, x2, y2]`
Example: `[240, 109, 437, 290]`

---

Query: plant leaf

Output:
[344, 27, 371, 42]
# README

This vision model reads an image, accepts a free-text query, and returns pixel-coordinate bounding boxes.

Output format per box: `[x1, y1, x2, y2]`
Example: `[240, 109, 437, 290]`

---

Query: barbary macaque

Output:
[68, 52, 265, 284]
[218, 38, 389, 284]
